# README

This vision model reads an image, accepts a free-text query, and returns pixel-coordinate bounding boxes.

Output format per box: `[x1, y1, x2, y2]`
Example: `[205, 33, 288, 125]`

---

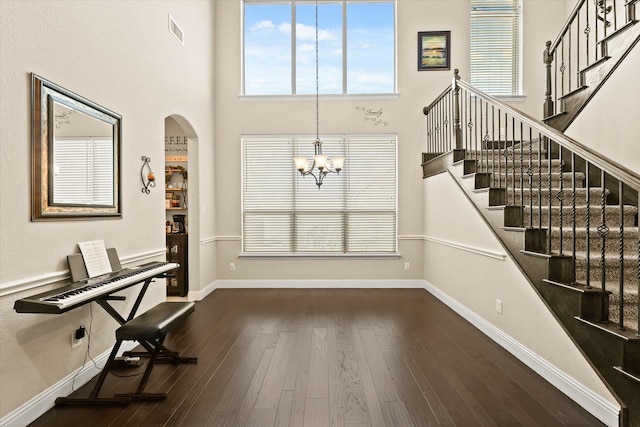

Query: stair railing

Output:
[543, 0, 633, 119]
[423, 69, 640, 334]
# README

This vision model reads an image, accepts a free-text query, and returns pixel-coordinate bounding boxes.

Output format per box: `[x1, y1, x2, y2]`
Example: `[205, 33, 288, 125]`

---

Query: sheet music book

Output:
[78, 240, 112, 278]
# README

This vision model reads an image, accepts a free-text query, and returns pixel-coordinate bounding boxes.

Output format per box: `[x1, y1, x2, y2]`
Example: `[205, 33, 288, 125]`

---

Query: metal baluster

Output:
[577, 10, 581, 79]
[467, 91, 473, 153]
[437, 100, 442, 153]
[598, 169, 609, 322]
[618, 180, 625, 330]
[558, 146, 565, 255]
[585, 0, 591, 66]
[474, 95, 478, 165]
[445, 96, 448, 152]
[448, 91, 453, 151]
[548, 140, 553, 254]
[497, 108, 502, 189]
[528, 128, 534, 227]
[595, 0, 600, 61]
[427, 112, 431, 154]
[432, 104, 437, 154]
[586, 162, 592, 289]
[572, 153, 577, 282]
[479, 101, 484, 172]
[603, 0, 609, 38]
[491, 106, 496, 188]
[519, 122, 524, 210]
[538, 134, 543, 229]
[560, 41, 566, 98]
[568, 25, 572, 92]
[439, 98, 443, 153]
[510, 115, 515, 206]
[430, 108, 435, 154]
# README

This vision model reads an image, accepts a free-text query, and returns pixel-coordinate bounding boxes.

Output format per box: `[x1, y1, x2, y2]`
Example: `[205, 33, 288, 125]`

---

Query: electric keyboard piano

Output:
[14, 261, 178, 314]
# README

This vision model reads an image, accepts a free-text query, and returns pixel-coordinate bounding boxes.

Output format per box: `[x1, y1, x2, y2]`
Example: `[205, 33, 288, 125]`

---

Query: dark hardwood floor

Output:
[30, 289, 606, 426]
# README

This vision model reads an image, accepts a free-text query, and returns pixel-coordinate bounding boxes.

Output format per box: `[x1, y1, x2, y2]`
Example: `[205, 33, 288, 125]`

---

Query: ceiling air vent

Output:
[168, 14, 184, 46]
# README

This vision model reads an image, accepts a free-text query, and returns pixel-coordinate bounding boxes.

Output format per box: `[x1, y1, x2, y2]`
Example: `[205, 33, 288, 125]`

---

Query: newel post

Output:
[543, 40, 554, 119]
[452, 69, 463, 150]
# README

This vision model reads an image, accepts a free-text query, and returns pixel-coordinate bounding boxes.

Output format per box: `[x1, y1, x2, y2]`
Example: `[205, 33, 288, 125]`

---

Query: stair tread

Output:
[543, 278, 608, 293]
[613, 366, 640, 384]
[575, 316, 640, 340]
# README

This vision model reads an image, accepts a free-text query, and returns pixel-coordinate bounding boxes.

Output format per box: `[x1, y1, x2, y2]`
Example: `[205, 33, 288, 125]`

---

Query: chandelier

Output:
[293, 0, 345, 188]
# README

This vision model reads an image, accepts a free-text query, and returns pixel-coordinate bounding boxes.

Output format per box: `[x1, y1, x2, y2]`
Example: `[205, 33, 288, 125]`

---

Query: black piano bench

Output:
[55, 302, 197, 406]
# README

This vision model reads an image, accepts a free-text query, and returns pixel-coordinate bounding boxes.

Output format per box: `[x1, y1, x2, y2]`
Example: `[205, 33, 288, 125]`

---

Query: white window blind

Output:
[242, 135, 397, 254]
[470, 0, 523, 96]
[53, 137, 114, 206]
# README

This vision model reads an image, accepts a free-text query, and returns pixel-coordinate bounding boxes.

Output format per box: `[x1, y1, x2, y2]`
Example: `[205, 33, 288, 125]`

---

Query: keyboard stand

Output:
[55, 272, 196, 406]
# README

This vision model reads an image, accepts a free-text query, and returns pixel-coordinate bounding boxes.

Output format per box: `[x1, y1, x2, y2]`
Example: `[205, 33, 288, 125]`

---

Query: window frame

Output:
[241, 134, 398, 257]
[242, 0, 397, 97]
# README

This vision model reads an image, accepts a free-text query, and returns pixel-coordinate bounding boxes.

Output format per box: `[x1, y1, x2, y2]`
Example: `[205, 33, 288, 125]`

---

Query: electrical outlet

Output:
[72, 326, 85, 349]
[404, 262, 411, 271]
[229, 262, 236, 271]
[496, 298, 503, 314]
[71, 332, 83, 348]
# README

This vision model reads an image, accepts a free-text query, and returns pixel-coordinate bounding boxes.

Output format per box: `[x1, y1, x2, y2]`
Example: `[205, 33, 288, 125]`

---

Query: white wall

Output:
[0, 0, 215, 419]
[565, 37, 640, 173]
[423, 172, 619, 420]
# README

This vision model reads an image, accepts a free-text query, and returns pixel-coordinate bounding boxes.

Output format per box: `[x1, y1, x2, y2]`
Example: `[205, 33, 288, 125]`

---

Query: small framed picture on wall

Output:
[417, 31, 451, 71]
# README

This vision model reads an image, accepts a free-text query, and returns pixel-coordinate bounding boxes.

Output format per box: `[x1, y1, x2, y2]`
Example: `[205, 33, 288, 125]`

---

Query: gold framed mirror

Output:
[32, 74, 122, 220]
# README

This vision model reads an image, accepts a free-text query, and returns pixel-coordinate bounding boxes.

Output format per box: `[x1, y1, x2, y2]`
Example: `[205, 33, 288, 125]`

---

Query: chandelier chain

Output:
[315, 0, 320, 143]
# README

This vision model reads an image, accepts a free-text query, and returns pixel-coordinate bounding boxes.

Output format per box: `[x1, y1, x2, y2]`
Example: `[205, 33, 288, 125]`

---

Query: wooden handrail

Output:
[422, 66, 640, 191]
[422, 84, 452, 115]
[448, 75, 640, 191]
[549, 0, 587, 53]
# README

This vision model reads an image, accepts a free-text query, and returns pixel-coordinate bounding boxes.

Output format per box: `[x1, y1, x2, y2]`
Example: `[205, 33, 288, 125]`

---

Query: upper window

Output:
[243, 0, 396, 95]
[470, 0, 523, 96]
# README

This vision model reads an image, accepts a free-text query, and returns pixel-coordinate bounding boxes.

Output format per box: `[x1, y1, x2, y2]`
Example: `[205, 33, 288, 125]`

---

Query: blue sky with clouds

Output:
[244, 1, 394, 95]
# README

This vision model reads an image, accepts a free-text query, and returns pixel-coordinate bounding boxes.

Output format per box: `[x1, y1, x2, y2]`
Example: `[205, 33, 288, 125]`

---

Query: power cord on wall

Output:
[70, 303, 100, 392]
[69, 303, 145, 391]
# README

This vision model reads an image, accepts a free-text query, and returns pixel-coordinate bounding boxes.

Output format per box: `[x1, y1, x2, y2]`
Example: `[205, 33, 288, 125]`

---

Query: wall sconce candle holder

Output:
[141, 156, 156, 194]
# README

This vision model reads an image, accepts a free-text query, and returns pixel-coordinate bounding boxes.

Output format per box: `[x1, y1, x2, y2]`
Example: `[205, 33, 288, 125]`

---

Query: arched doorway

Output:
[164, 115, 199, 299]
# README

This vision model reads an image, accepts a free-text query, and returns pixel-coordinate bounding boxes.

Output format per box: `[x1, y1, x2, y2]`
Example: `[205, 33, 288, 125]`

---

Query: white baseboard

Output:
[188, 278, 425, 302]
[423, 280, 621, 427]
[0, 341, 137, 427]
[215, 279, 425, 290]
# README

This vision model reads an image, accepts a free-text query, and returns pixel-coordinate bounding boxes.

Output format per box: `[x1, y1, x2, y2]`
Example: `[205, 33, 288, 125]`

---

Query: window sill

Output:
[239, 93, 400, 102]
[239, 252, 400, 259]
[494, 95, 526, 102]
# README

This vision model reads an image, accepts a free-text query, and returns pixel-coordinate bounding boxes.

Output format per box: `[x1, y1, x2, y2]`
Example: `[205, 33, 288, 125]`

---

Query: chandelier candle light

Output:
[293, 0, 345, 188]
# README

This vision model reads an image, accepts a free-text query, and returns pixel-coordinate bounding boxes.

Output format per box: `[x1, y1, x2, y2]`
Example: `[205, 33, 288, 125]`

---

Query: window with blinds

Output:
[470, 0, 523, 96]
[53, 137, 114, 206]
[242, 135, 397, 254]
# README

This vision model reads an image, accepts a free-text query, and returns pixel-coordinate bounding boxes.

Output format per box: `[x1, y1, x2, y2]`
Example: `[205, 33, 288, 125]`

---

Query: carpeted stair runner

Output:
[477, 144, 639, 333]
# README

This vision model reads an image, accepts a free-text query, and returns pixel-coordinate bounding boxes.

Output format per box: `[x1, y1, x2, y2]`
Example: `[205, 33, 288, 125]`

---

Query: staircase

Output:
[421, 1, 640, 424]
[422, 117, 640, 426]
[437, 144, 640, 425]
[543, 0, 640, 130]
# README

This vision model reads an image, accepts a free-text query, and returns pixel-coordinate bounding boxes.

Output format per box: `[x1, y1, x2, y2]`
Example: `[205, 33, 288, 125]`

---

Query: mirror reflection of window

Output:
[53, 137, 113, 205]
[51, 102, 114, 206]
